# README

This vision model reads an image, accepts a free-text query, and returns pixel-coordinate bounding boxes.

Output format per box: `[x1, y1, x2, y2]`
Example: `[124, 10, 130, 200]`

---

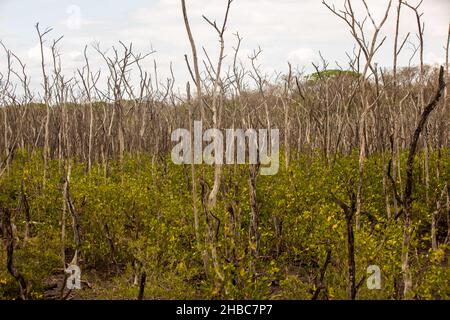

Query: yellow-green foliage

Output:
[0, 149, 449, 299]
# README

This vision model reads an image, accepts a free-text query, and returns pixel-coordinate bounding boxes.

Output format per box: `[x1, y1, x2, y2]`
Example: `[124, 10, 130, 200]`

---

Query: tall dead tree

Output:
[332, 188, 357, 300]
[35, 23, 53, 186]
[401, 66, 445, 298]
[181, 0, 233, 287]
[1, 208, 28, 299]
[19, 181, 31, 241]
[181, 0, 208, 276]
[63, 163, 82, 266]
[432, 183, 448, 250]
[323, 0, 393, 230]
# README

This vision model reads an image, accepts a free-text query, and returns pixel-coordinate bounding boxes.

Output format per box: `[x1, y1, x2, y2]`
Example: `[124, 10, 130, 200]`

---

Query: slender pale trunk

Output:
[88, 102, 94, 172]
[356, 116, 366, 230]
[283, 98, 290, 170]
[3, 109, 9, 172]
[382, 153, 392, 219]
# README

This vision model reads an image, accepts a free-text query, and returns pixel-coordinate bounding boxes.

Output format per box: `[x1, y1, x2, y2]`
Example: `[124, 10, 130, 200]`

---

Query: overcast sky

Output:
[0, 0, 448, 92]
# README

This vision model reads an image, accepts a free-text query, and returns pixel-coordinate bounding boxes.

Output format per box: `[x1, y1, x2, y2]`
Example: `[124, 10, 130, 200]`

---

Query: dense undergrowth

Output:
[0, 148, 449, 299]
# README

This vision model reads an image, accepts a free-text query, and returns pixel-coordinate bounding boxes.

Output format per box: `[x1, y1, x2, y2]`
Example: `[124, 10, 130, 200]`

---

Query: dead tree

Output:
[63, 163, 82, 266]
[323, 0, 393, 230]
[446, 184, 450, 244]
[181, 0, 209, 278]
[181, 0, 233, 286]
[401, 66, 445, 298]
[19, 181, 31, 241]
[181, 0, 203, 118]
[0, 208, 28, 299]
[35, 23, 53, 186]
[432, 183, 448, 250]
[311, 248, 332, 300]
[137, 271, 147, 300]
[332, 190, 357, 300]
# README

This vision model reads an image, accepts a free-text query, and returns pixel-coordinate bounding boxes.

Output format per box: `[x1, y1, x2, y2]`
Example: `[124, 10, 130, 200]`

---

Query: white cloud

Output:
[1, 0, 448, 92]
[68, 50, 82, 61]
[288, 48, 317, 65]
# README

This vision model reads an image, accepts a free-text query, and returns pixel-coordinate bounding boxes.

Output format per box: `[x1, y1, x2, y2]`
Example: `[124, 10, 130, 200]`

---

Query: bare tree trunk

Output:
[181, 0, 203, 119]
[61, 191, 66, 266]
[2, 108, 9, 173]
[63, 161, 82, 265]
[36, 24, 52, 187]
[311, 248, 332, 300]
[82, 46, 94, 173]
[393, 0, 404, 88]
[356, 118, 366, 230]
[346, 210, 356, 300]
[249, 163, 260, 261]
[446, 183, 450, 244]
[186, 83, 205, 271]
[432, 183, 448, 250]
[402, 66, 445, 298]
[137, 272, 146, 300]
[333, 191, 357, 300]
[1, 208, 28, 299]
[19, 181, 31, 241]
[181, 0, 207, 273]
[200, 178, 224, 284]
[382, 153, 392, 219]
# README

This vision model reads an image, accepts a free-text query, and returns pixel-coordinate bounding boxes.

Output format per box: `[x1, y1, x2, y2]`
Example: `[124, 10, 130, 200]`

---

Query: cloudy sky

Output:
[0, 0, 448, 92]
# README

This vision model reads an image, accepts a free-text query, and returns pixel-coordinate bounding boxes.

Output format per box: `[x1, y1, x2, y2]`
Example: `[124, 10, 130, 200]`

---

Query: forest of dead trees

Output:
[0, 0, 449, 300]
